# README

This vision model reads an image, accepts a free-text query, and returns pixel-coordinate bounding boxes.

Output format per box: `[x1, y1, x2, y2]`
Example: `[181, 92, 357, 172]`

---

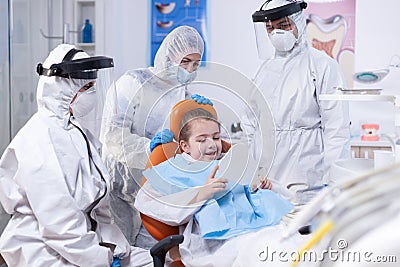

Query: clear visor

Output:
[69, 67, 117, 138]
[265, 16, 295, 33]
[254, 22, 275, 60]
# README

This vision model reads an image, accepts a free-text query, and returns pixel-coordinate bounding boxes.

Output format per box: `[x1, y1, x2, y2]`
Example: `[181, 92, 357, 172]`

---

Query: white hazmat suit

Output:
[101, 26, 204, 247]
[0, 44, 152, 267]
[247, 0, 350, 201]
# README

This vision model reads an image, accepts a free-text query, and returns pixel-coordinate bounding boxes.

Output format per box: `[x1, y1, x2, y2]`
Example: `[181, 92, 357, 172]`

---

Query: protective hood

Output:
[285, 8, 308, 58]
[151, 26, 204, 84]
[36, 44, 91, 127]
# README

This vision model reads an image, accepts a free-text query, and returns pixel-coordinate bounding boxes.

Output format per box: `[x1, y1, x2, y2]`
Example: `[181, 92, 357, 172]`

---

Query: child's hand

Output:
[259, 176, 272, 190]
[194, 165, 228, 202]
[251, 176, 273, 192]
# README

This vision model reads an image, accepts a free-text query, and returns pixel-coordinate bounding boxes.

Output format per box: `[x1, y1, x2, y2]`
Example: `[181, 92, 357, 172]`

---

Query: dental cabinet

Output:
[73, 0, 105, 55]
[37, 0, 105, 56]
[319, 93, 398, 159]
[350, 140, 391, 159]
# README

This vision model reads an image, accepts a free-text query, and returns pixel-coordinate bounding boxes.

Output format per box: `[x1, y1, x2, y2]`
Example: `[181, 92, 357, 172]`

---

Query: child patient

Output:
[134, 99, 303, 266]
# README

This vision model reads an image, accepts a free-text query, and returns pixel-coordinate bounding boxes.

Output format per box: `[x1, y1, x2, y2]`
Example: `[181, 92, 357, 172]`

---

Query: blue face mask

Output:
[177, 66, 197, 84]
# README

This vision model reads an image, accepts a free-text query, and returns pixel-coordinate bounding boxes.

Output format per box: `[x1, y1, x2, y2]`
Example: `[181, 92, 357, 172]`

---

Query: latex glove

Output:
[190, 94, 213, 106]
[150, 129, 174, 152]
[110, 257, 121, 267]
[191, 165, 228, 203]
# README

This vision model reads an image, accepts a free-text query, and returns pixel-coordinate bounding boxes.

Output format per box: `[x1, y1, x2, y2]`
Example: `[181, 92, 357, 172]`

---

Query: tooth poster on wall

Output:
[150, 0, 207, 66]
[304, 0, 355, 87]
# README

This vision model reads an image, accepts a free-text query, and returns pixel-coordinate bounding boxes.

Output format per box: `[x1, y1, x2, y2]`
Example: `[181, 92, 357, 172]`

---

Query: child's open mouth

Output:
[204, 151, 217, 158]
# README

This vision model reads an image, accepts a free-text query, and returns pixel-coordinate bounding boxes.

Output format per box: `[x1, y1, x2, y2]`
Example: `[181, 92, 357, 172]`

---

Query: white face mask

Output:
[177, 66, 197, 84]
[269, 29, 297, 52]
[70, 87, 96, 118]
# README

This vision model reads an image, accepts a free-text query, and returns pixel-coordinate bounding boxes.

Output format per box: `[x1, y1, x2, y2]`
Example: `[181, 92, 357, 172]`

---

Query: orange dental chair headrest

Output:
[169, 99, 218, 141]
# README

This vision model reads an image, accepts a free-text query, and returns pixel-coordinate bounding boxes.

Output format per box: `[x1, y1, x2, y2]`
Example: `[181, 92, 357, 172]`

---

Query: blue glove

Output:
[150, 129, 174, 152]
[110, 257, 121, 267]
[190, 94, 213, 106]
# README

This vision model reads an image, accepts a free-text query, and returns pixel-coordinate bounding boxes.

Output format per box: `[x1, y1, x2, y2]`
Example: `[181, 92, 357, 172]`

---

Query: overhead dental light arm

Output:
[353, 54, 400, 84]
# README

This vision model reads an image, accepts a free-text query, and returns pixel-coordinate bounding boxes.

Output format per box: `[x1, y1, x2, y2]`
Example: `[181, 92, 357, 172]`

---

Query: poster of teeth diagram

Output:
[151, 0, 207, 65]
[304, 0, 355, 87]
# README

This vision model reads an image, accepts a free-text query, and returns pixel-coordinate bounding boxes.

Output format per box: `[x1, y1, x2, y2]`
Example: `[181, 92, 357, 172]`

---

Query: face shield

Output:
[252, 0, 307, 59]
[36, 48, 117, 137]
[75, 67, 117, 138]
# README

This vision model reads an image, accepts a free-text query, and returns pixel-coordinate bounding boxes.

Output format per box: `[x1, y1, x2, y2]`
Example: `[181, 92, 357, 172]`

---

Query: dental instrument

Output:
[283, 161, 400, 240]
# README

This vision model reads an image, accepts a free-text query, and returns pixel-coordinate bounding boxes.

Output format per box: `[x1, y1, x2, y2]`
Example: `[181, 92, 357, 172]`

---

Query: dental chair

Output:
[140, 100, 231, 267]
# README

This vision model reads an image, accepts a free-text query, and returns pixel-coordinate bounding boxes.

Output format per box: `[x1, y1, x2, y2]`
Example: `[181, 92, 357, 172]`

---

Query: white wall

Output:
[103, 0, 150, 78]
[207, 0, 262, 79]
[355, 0, 400, 71]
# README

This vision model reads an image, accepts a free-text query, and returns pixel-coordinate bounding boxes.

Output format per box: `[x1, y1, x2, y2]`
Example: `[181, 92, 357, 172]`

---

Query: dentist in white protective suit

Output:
[101, 25, 211, 249]
[245, 0, 351, 203]
[0, 44, 152, 267]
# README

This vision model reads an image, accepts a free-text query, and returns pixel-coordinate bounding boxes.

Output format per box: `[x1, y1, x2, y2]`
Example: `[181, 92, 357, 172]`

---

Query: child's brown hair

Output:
[178, 108, 219, 142]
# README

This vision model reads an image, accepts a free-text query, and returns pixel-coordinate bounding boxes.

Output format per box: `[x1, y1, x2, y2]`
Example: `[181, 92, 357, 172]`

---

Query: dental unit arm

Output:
[282, 160, 400, 241]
